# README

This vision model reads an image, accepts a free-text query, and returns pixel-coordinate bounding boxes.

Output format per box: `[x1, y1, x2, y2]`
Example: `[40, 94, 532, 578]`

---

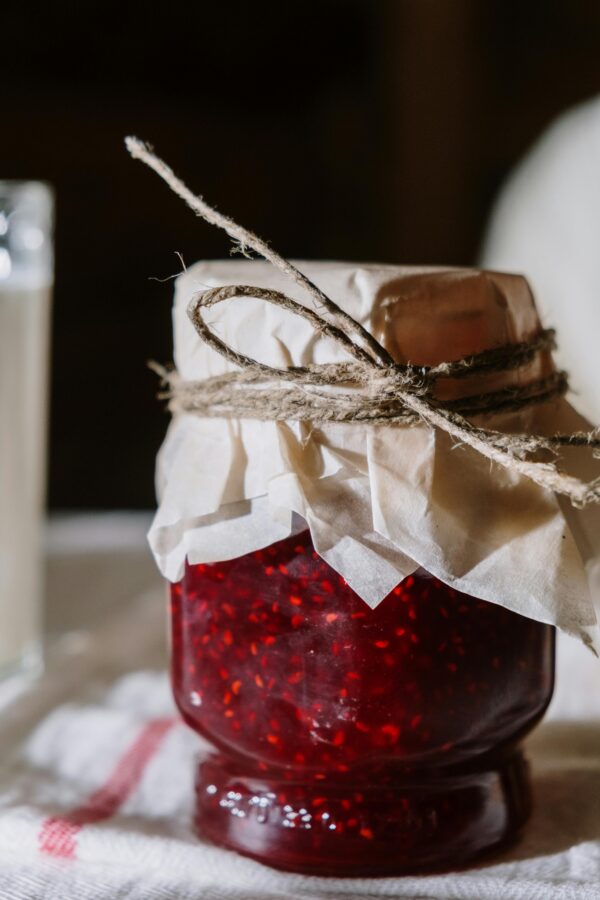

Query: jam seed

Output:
[381, 724, 400, 742]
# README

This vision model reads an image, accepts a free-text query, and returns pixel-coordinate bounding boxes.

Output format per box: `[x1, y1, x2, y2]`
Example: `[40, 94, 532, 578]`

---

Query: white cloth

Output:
[2, 672, 600, 900]
[0, 514, 599, 899]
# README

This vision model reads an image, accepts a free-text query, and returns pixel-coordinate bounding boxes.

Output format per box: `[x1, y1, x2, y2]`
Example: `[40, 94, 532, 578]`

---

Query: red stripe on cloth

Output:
[39, 717, 175, 859]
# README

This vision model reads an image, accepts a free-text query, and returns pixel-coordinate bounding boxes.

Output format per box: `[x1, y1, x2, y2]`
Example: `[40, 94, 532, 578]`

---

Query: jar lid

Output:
[370, 267, 553, 402]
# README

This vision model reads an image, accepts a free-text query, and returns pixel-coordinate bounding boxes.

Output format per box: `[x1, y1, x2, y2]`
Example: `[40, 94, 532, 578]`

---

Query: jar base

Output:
[195, 750, 531, 876]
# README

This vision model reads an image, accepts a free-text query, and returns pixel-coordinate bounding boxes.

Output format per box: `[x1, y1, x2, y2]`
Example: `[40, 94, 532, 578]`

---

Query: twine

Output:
[126, 137, 600, 508]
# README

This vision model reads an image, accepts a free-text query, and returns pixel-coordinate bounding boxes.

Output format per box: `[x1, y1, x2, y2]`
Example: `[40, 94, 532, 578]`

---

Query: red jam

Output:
[170, 530, 554, 875]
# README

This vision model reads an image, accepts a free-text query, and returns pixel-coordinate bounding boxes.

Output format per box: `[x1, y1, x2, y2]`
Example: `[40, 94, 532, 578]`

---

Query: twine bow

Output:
[126, 137, 600, 508]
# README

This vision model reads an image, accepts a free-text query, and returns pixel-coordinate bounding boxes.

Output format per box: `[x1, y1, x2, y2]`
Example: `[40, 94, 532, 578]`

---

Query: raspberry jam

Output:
[170, 530, 554, 875]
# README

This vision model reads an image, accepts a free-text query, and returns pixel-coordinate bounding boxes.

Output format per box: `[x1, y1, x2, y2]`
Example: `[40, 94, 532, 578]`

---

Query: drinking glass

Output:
[0, 181, 53, 681]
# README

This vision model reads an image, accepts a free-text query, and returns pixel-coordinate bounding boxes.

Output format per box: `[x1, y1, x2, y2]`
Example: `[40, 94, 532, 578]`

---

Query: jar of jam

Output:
[170, 536, 553, 875]
[154, 262, 563, 875]
[124, 132, 597, 876]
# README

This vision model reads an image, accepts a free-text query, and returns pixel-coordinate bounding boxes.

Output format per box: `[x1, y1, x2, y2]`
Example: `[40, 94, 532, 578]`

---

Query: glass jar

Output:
[170, 529, 554, 875]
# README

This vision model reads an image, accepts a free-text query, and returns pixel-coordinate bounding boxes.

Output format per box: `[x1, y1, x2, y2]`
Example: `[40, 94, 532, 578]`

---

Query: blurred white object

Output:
[482, 99, 600, 698]
[481, 94, 600, 425]
[548, 630, 600, 720]
[0, 181, 53, 680]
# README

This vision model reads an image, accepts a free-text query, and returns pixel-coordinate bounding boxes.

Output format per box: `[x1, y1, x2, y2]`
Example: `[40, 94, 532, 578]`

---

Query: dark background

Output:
[3, 0, 600, 509]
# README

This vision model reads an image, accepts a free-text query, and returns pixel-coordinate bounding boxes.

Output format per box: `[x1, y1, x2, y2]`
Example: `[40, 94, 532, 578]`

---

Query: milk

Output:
[0, 282, 51, 674]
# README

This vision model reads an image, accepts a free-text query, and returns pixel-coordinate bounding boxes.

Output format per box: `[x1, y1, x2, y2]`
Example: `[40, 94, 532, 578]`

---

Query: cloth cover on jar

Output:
[149, 261, 600, 650]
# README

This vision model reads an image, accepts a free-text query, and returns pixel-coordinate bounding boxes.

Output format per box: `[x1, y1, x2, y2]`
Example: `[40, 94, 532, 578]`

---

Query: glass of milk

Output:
[0, 181, 53, 681]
